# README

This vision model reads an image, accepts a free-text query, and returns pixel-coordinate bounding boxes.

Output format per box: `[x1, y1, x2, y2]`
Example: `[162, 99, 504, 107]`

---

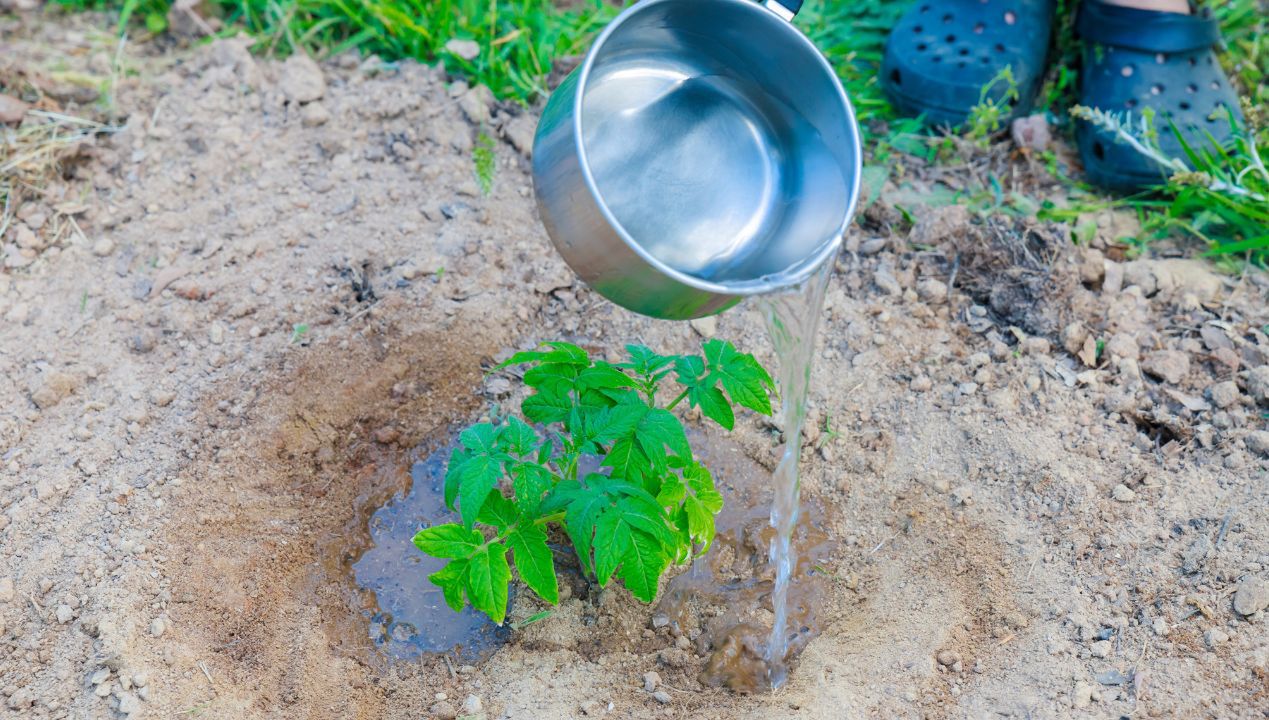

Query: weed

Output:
[290, 322, 309, 344]
[473, 131, 496, 195]
[964, 67, 1020, 144]
[412, 339, 775, 623]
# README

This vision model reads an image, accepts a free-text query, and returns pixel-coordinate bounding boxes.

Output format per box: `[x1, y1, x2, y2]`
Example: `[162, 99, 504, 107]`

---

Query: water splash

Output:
[757, 259, 833, 688]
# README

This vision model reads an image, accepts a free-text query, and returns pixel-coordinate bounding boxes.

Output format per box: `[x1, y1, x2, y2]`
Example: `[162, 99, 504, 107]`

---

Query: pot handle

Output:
[761, 0, 802, 21]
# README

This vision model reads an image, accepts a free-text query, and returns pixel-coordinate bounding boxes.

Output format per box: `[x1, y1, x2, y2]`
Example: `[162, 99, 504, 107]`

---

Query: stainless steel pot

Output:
[531, 0, 861, 320]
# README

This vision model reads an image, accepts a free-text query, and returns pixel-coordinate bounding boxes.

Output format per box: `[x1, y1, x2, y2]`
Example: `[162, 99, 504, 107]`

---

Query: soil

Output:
[3, 11, 1268, 720]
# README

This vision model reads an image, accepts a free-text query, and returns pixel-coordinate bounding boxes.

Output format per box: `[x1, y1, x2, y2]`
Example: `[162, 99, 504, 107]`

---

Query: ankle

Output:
[1099, 0, 1191, 14]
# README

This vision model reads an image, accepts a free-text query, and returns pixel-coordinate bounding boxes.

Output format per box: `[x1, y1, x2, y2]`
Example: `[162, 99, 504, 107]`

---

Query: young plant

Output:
[412, 339, 775, 623]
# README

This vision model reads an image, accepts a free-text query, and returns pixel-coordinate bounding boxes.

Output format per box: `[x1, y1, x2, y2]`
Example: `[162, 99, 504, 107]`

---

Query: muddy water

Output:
[320, 443, 509, 664]
[658, 431, 833, 693]
[757, 260, 834, 688]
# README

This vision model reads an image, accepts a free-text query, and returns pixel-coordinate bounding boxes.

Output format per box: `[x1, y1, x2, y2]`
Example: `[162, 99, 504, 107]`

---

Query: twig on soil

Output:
[1214, 509, 1234, 547]
[443, 654, 456, 679]
[198, 661, 216, 691]
[867, 533, 896, 556]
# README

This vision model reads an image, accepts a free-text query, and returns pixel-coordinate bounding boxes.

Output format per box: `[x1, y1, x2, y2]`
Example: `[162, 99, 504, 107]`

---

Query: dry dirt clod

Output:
[1010, 114, 1051, 150]
[1181, 535, 1211, 575]
[1233, 577, 1269, 616]
[503, 115, 535, 157]
[462, 694, 483, 715]
[1141, 350, 1189, 384]
[1208, 381, 1240, 409]
[1111, 484, 1136, 502]
[1246, 431, 1269, 458]
[279, 53, 326, 103]
[0, 576, 14, 603]
[430, 700, 457, 719]
[1247, 366, 1269, 405]
[301, 102, 331, 127]
[652, 690, 672, 705]
[92, 237, 116, 257]
[642, 671, 661, 693]
[580, 699, 604, 716]
[30, 371, 80, 410]
[459, 85, 494, 125]
[936, 649, 960, 667]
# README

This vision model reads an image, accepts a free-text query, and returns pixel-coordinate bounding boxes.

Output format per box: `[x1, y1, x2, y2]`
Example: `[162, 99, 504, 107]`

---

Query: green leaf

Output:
[457, 455, 503, 529]
[636, 408, 690, 463]
[674, 355, 705, 385]
[655, 473, 686, 507]
[577, 363, 637, 391]
[610, 494, 677, 548]
[499, 416, 538, 456]
[524, 362, 580, 392]
[706, 339, 774, 415]
[618, 531, 669, 602]
[523, 389, 573, 425]
[564, 486, 611, 574]
[694, 386, 735, 430]
[460, 423, 499, 454]
[429, 560, 468, 612]
[593, 507, 633, 586]
[511, 461, 554, 515]
[443, 447, 469, 510]
[539, 479, 582, 515]
[602, 438, 648, 486]
[541, 341, 589, 367]
[412, 524, 483, 559]
[623, 344, 675, 378]
[589, 396, 647, 444]
[684, 495, 716, 550]
[476, 491, 518, 528]
[466, 543, 512, 624]
[507, 524, 558, 604]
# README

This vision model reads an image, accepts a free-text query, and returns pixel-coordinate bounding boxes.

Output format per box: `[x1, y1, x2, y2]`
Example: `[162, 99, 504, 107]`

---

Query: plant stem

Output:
[665, 388, 690, 410]
[534, 511, 566, 526]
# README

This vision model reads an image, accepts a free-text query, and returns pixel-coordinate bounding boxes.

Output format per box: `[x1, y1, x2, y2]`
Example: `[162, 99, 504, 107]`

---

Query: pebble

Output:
[1152, 618, 1169, 636]
[1245, 365, 1269, 405]
[689, 316, 717, 339]
[643, 671, 661, 692]
[0, 576, 13, 603]
[1110, 484, 1136, 502]
[1141, 350, 1189, 384]
[150, 390, 176, 407]
[117, 691, 141, 715]
[279, 53, 326, 103]
[950, 485, 973, 505]
[675, 634, 691, 650]
[92, 237, 116, 257]
[503, 115, 535, 157]
[1073, 681, 1095, 709]
[90, 668, 110, 685]
[462, 694, 483, 715]
[936, 649, 960, 666]
[458, 84, 494, 125]
[56, 604, 74, 623]
[910, 376, 932, 392]
[1089, 640, 1111, 658]
[429, 701, 457, 720]
[1208, 380, 1240, 409]
[301, 102, 331, 127]
[1181, 535, 1210, 575]
[1245, 431, 1269, 458]
[445, 38, 481, 60]
[128, 330, 157, 354]
[652, 690, 672, 705]
[916, 277, 947, 304]
[132, 673, 148, 688]
[1232, 577, 1269, 616]
[580, 699, 603, 716]
[873, 263, 901, 295]
[95, 681, 113, 697]
[150, 617, 167, 637]
[209, 322, 225, 345]
[1204, 627, 1229, 648]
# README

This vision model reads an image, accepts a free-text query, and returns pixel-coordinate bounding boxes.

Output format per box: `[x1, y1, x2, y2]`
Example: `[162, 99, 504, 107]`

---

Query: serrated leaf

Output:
[706, 340, 774, 416]
[577, 363, 636, 391]
[507, 524, 558, 604]
[623, 344, 675, 377]
[511, 461, 554, 514]
[593, 507, 633, 586]
[635, 408, 690, 463]
[564, 486, 611, 574]
[539, 479, 582, 515]
[524, 362, 579, 392]
[457, 455, 503, 529]
[674, 355, 705, 385]
[541, 341, 589, 367]
[412, 524, 483, 559]
[589, 396, 647, 445]
[693, 386, 734, 429]
[524, 389, 572, 425]
[499, 416, 538, 456]
[618, 531, 669, 602]
[476, 491, 518, 528]
[655, 474, 686, 507]
[466, 543, 511, 623]
[443, 447, 469, 510]
[602, 438, 648, 485]
[496, 349, 547, 368]
[459, 423, 499, 454]
[429, 560, 468, 612]
[684, 494, 716, 549]
[610, 494, 677, 548]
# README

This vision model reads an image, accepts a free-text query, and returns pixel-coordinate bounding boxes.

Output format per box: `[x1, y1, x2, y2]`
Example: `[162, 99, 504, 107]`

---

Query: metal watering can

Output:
[531, 0, 862, 320]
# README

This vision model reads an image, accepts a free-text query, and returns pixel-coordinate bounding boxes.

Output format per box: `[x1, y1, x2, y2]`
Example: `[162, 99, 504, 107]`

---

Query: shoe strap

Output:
[1077, 0, 1220, 54]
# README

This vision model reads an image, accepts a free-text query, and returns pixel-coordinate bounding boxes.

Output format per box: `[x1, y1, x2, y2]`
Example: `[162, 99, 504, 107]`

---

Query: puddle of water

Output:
[334, 443, 509, 663]
[657, 430, 833, 693]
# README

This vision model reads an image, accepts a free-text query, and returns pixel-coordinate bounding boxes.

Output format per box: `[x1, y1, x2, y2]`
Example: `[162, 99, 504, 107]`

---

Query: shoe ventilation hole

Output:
[1092, 141, 1105, 160]
[920, 4, 930, 12]
[1179, 101, 1191, 111]
[946, 34, 957, 43]
[1004, 10, 1016, 24]
[958, 61, 968, 69]
[994, 43, 1005, 53]
[1125, 98, 1138, 108]
[1150, 84, 1164, 95]
[943, 13, 954, 23]
[914, 24, 923, 32]
[981, 56, 991, 64]
[1187, 83, 1198, 93]
[891, 69, 902, 85]
[1188, 57, 1197, 67]
[1121, 65, 1134, 77]
[959, 47, 970, 56]
[1210, 80, 1220, 90]
[917, 43, 928, 51]
[974, 22, 985, 33]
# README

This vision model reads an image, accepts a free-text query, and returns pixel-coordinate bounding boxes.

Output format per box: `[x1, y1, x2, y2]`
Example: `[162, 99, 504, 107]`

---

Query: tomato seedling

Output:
[412, 339, 775, 623]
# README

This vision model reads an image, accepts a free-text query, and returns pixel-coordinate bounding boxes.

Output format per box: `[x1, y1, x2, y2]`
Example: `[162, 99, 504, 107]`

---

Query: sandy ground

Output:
[2, 12, 1268, 720]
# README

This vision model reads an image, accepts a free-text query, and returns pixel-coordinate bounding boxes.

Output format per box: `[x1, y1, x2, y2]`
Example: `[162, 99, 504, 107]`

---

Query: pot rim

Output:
[571, 0, 861, 297]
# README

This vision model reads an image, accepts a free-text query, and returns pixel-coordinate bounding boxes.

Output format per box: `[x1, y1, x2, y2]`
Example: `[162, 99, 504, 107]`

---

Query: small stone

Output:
[652, 690, 672, 705]
[1245, 431, 1269, 458]
[209, 322, 225, 345]
[675, 635, 691, 650]
[56, 604, 74, 623]
[128, 330, 157, 354]
[1141, 350, 1189, 385]
[445, 38, 481, 60]
[117, 691, 141, 715]
[150, 617, 167, 637]
[950, 485, 973, 505]
[279, 53, 326, 103]
[132, 673, 148, 688]
[580, 699, 603, 716]
[300, 102, 331, 127]
[1232, 577, 1269, 616]
[689, 316, 717, 339]
[430, 701, 457, 720]
[30, 371, 79, 409]
[910, 376, 932, 392]
[1110, 484, 1136, 502]
[916, 278, 947, 304]
[1181, 535, 1211, 575]
[642, 671, 661, 692]
[95, 681, 113, 698]
[150, 390, 176, 407]
[1073, 681, 1094, 709]
[1203, 627, 1229, 648]
[1208, 381, 1240, 409]
[92, 237, 115, 257]
[651, 614, 670, 629]
[0, 576, 14, 603]
[458, 84, 495, 125]
[462, 694, 483, 715]
[504, 114, 536, 157]
[1021, 337, 1051, 355]
[1061, 322, 1090, 356]
[90, 668, 111, 685]
[936, 649, 960, 666]
[873, 264, 901, 296]
[1247, 366, 1269, 405]
[373, 426, 400, 445]
[6, 687, 34, 710]
[1089, 640, 1111, 658]
[1151, 618, 1169, 636]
